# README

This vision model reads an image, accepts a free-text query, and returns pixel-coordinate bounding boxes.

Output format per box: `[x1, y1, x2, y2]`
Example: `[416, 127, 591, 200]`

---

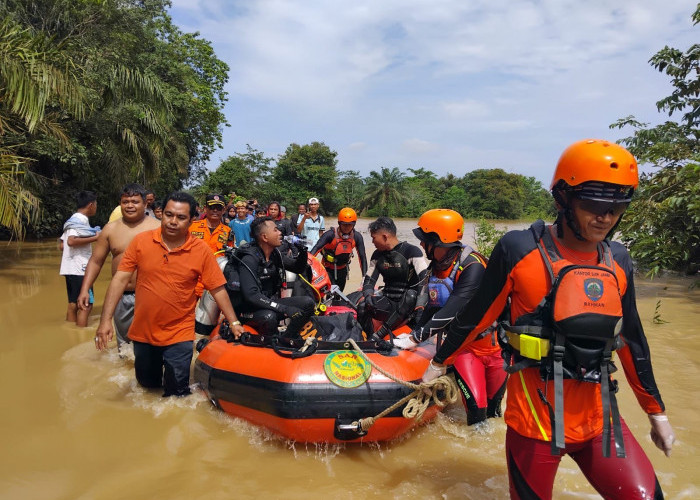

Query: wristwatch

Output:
[231, 321, 241, 326]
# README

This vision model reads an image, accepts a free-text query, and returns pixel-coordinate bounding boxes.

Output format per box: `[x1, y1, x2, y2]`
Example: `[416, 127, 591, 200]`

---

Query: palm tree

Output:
[0, 18, 86, 238]
[360, 167, 407, 215]
[0, 150, 40, 239]
[0, 18, 180, 237]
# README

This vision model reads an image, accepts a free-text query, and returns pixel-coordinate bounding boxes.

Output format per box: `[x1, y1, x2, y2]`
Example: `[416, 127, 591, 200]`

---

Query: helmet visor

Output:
[569, 181, 633, 203]
[575, 198, 629, 217]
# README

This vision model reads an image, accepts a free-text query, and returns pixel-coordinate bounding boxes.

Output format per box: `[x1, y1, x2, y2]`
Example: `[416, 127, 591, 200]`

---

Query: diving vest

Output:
[427, 246, 486, 308]
[321, 228, 355, 269]
[501, 223, 625, 458]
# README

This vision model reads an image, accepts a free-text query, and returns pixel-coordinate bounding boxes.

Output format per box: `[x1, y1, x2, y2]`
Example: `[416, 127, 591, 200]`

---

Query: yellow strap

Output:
[518, 371, 549, 441]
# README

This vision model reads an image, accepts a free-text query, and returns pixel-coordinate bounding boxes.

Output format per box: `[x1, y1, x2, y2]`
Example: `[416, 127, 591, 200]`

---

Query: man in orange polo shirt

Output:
[95, 192, 245, 397]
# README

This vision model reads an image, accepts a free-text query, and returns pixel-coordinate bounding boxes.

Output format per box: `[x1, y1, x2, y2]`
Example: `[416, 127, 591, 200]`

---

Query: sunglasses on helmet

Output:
[576, 198, 629, 217]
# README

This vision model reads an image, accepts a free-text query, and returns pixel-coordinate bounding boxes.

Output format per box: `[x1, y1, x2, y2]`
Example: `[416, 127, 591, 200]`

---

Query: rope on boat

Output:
[347, 339, 459, 433]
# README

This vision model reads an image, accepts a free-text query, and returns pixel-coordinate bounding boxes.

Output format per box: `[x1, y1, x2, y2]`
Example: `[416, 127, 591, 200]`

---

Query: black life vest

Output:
[500, 221, 625, 458]
[321, 228, 356, 269]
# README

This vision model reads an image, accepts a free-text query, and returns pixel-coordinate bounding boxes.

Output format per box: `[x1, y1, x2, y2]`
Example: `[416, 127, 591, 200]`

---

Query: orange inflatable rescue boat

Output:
[194, 324, 446, 443]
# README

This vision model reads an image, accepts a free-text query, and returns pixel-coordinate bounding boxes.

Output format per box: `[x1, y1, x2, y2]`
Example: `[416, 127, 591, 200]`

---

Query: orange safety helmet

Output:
[551, 139, 639, 191]
[413, 209, 464, 246]
[338, 207, 358, 223]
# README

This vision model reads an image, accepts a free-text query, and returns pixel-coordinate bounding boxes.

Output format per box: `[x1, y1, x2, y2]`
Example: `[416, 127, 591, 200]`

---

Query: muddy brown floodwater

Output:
[0, 218, 698, 499]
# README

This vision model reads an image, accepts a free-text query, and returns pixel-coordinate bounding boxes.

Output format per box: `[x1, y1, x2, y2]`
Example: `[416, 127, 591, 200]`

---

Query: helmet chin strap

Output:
[425, 242, 436, 261]
[553, 190, 587, 242]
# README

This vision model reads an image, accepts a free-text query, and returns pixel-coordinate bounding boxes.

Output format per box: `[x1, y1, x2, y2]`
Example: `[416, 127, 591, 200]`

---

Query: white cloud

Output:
[401, 138, 439, 154]
[168, 0, 699, 184]
[348, 142, 367, 151]
[441, 99, 491, 119]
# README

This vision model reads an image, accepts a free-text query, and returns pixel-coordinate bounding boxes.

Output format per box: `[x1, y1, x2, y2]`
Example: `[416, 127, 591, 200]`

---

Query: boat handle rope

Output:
[346, 339, 458, 433]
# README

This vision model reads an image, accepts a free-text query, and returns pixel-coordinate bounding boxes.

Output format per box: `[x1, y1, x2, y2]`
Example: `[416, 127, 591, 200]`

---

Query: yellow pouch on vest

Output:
[507, 331, 550, 361]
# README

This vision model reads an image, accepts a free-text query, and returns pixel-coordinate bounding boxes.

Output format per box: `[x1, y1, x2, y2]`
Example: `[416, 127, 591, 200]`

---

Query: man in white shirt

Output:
[295, 197, 325, 250]
[60, 191, 100, 326]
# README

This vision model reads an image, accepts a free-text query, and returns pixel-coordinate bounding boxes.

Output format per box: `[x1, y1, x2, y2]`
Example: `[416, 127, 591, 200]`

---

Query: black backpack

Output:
[223, 246, 258, 309]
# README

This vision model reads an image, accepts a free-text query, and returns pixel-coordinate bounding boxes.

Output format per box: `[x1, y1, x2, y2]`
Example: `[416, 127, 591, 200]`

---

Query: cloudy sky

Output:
[169, 0, 697, 185]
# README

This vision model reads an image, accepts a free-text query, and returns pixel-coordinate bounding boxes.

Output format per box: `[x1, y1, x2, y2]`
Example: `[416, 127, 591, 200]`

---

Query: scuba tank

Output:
[283, 271, 296, 298]
[195, 254, 229, 335]
[283, 234, 306, 298]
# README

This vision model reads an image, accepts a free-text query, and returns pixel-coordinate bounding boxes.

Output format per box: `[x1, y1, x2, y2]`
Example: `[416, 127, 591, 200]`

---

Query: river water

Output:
[0, 218, 698, 499]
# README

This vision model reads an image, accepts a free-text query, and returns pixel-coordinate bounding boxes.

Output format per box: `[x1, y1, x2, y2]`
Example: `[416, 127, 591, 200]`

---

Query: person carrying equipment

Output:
[310, 207, 368, 292]
[358, 216, 428, 340]
[420, 139, 675, 499]
[237, 216, 315, 338]
[394, 209, 507, 425]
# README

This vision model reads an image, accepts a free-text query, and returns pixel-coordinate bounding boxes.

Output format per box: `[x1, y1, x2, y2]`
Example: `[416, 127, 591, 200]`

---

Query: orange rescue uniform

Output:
[189, 219, 231, 296]
[189, 219, 231, 253]
[434, 222, 665, 445]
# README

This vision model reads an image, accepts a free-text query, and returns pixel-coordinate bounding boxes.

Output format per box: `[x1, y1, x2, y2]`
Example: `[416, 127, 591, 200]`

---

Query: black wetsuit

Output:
[273, 217, 294, 237]
[358, 241, 428, 336]
[237, 243, 315, 337]
[413, 249, 487, 340]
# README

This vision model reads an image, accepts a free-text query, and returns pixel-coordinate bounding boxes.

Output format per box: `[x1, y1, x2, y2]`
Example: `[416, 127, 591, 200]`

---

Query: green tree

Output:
[360, 167, 407, 216]
[402, 168, 440, 217]
[335, 170, 365, 209]
[198, 145, 273, 201]
[474, 218, 507, 257]
[0, 18, 86, 237]
[611, 5, 700, 275]
[270, 142, 338, 211]
[441, 185, 470, 216]
[461, 168, 526, 219]
[521, 176, 556, 220]
[1, 0, 229, 236]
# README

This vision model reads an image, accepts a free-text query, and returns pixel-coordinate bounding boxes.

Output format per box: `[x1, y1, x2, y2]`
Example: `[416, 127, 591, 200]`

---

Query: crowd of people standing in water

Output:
[58, 139, 676, 499]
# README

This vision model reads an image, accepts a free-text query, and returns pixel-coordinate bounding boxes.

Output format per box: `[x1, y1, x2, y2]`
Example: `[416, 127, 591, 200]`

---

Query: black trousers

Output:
[357, 291, 417, 337]
[133, 340, 194, 397]
[326, 265, 348, 292]
[239, 296, 315, 337]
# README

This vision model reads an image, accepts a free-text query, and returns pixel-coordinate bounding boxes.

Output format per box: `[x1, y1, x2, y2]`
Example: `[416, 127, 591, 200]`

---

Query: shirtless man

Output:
[77, 183, 160, 349]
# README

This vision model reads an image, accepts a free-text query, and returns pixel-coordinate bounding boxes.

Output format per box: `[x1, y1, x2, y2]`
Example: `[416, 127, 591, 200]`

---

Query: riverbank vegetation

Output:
[194, 142, 556, 221]
[0, 0, 228, 238]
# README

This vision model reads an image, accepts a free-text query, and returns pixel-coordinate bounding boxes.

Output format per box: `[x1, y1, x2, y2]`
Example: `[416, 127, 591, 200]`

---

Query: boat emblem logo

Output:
[584, 278, 604, 301]
[324, 350, 372, 388]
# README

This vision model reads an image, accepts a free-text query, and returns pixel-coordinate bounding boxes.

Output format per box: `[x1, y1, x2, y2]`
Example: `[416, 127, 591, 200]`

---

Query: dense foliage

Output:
[613, 6, 700, 275]
[0, 0, 228, 237]
[195, 142, 555, 221]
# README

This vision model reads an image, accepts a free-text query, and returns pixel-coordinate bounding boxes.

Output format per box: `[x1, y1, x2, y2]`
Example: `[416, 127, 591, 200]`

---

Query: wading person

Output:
[77, 184, 160, 350]
[60, 191, 100, 327]
[395, 209, 506, 425]
[94, 192, 244, 396]
[310, 207, 367, 292]
[421, 139, 675, 499]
